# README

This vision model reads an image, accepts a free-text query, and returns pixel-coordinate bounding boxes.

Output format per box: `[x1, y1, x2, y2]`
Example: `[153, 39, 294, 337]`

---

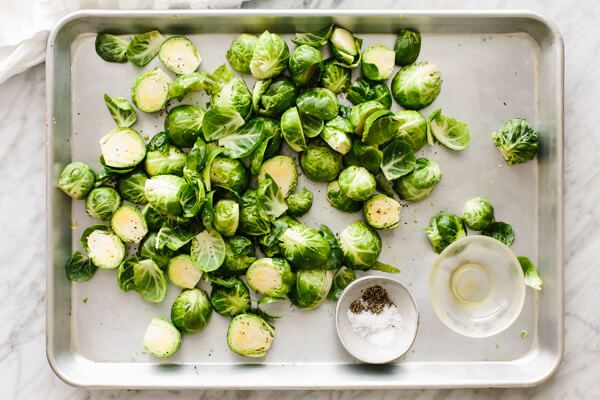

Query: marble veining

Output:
[0, 0, 599, 398]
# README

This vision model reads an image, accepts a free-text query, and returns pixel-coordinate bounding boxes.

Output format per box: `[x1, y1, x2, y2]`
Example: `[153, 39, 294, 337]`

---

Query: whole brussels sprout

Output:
[394, 29, 421, 66]
[246, 257, 295, 297]
[395, 110, 427, 151]
[95, 33, 128, 63]
[300, 140, 343, 182]
[343, 140, 383, 175]
[214, 199, 240, 237]
[226, 33, 258, 73]
[250, 31, 290, 79]
[227, 313, 274, 358]
[239, 190, 271, 236]
[144, 174, 186, 216]
[170, 288, 212, 335]
[462, 197, 495, 231]
[347, 77, 392, 109]
[320, 59, 351, 94]
[257, 77, 298, 117]
[278, 222, 331, 269]
[339, 221, 382, 269]
[286, 188, 313, 216]
[289, 269, 334, 310]
[392, 61, 442, 110]
[338, 166, 376, 201]
[296, 88, 339, 120]
[117, 170, 148, 205]
[424, 212, 466, 253]
[210, 157, 249, 194]
[164, 105, 205, 148]
[210, 277, 251, 317]
[57, 162, 95, 199]
[394, 158, 442, 202]
[492, 118, 539, 165]
[219, 235, 257, 276]
[363, 194, 401, 230]
[482, 221, 515, 246]
[85, 187, 122, 221]
[289, 45, 322, 87]
[361, 44, 395, 81]
[328, 27, 362, 68]
[327, 180, 363, 213]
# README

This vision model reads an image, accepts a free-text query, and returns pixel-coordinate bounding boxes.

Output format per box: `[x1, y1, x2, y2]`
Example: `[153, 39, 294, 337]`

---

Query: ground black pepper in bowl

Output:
[349, 285, 394, 314]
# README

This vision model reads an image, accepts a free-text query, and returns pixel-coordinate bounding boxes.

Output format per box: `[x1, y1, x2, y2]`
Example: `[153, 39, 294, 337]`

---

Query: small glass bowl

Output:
[430, 235, 526, 338]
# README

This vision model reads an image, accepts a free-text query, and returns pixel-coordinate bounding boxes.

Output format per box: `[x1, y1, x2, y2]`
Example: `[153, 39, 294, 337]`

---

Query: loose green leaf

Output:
[104, 94, 136, 127]
[380, 138, 416, 181]
[126, 30, 164, 67]
[370, 261, 401, 273]
[65, 251, 97, 282]
[518, 256, 542, 290]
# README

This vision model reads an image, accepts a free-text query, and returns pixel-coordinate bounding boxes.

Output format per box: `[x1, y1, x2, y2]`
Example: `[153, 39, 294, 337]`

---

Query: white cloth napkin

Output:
[0, 0, 244, 84]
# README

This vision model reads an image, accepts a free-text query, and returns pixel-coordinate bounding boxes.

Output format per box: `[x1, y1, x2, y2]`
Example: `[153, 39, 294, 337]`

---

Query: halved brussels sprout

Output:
[171, 288, 212, 335]
[289, 45, 322, 87]
[158, 36, 201, 74]
[81, 225, 125, 270]
[278, 223, 331, 269]
[326, 180, 362, 213]
[492, 118, 539, 165]
[131, 68, 172, 113]
[219, 117, 274, 159]
[210, 157, 249, 194]
[347, 77, 392, 109]
[395, 110, 427, 151]
[211, 75, 252, 120]
[482, 221, 515, 246]
[257, 174, 288, 220]
[392, 61, 442, 110]
[164, 105, 205, 148]
[280, 107, 307, 152]
[100, 127, 147, 169]
[202, 106, 245, 142]
[292, 24, 333, 47]
[104, 94, 136, 128]
[286, 188, 313, 217]
[343, 140, 383, 175]
[320, 58, 351, 94]
[425, 212, 466, 253]
[86, 187, 122, 221]
[256, 77, 298, 117]
[239, 190, 271, 236]
[250, 31, 290, 79]
[145, 145, 187, 177]
[214, 199, 240, 237]
[126, 30, 164, 67]
[167, 254, 203, 289]
[219, 235, 257, 277]
[349, 100, 386, 135]
[394, 158, 441, 202]
[227, 313, 275, 358]
[57, 162, 95, 199]
[144, 174, 186, 216]
[327, 266, 356, 300]
[110, 205, 148, 243]
[95, 33, 128, 63]
[462, 197, 495, 231]
[190, 229, 226, 272]
[300, 139, 343, 182]
[117, 171, 147, 205]
[296, 88, 339, 120]
[361, 44, 395, 81]
[364, 194, 401, 230]
[394, 29, 421, 66]
[227, 34, 258, 73]
[289, 269, 334, 309]
[338, 166, 376, 201]
[427, 109, 470, 150]
[363, 110, 401, 146]
[65, 251, 97, 282]
[339, 221, 382, 269]
[321, 117, 353, 155]
[210, 277, 251, 317]
[258, 156, 298, 198]
[328, 26, 362, 68]
[142, 317, 181, 358]
[246, 257, 295, 297]
[138, 232, 176, 269]
[380, 138, 416, 181]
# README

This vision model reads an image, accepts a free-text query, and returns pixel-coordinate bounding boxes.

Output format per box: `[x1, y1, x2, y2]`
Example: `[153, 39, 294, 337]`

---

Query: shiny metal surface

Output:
[46, 9, 564, 389]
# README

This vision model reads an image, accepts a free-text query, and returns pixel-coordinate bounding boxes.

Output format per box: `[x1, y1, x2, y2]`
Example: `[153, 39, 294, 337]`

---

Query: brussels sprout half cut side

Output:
[258, 156, 298, 198]
[361, 44, 395, 81]
[142, 317, 181, 358]
[167, 255, 203, 289]
[131, 68, 172, 113]
[158, 36, 202, 74]
[110, 205, 148, 243]
[227, 313, 275, 358]
[364, 194, 401, 230]
[81, 225, 126, 270]
[246, 258, 295, 297]
[99, 127, 147, 169]
[57, 162, 96, 200]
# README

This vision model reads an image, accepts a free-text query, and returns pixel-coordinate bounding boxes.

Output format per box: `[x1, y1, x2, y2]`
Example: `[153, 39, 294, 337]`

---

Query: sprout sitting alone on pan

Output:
[289, 45, 322, 87]
[462, 197, 495, 231]
[226, 34, 258, 73]
[300, 139, 343, 182]
[482, 221, 515, 247]
[85, 187, 122, 221]
[210, 276, 251, 317]
[171, 288, 212, 335]
[425, 212, 466, 253]
[164, 105, 205, 148]
[364, 194, 401, 230]
[394, 158, 442, 202]
[338, 166, 377, 202]
[95, 33, 129, 63]
[142, 317, 181, 358]
[361, 44, 396, 81]
[117, 257, 167, 302]
[100, 127, 147, 169]
[347, 77, 392, 109]
[250, 31, 290, 79]
[427, 109, 470, 150]
[65, 251, 97, 282]
[286, 188, 313, 217]
[57, 162, 96, 200]
[320, 59, 351, 94]
[158, 36, 202, 75]
[289, 269, 334, 310]
[339, 221, 382, 270]
[131, 68, 172, 113]
[104, 94, 136, 128]
[246, 257, 295, 297]
[394, 29, 421, 66]
[392, 61, 442, 110]
[492, 118, 539, 165]
[227, 313, 275, 358]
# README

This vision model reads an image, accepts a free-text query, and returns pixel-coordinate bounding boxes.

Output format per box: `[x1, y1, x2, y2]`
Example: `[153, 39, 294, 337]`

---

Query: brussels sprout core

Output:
[142, 318, 181, 358]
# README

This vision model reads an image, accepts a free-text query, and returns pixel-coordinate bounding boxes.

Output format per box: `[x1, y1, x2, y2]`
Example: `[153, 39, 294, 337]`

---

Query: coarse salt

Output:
[347, 304, 403, 346]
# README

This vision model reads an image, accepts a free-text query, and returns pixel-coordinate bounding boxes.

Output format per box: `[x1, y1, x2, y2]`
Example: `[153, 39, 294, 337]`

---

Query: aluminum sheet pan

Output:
[46, 10, 564, 389]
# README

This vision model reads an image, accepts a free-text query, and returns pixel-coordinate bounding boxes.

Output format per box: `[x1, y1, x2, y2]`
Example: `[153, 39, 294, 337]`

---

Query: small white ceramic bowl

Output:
[335, 276, 419, 364]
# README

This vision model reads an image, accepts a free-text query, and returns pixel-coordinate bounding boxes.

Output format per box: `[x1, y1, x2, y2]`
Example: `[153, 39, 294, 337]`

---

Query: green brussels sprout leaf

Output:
[427, 109, 470, 150]
[201, 106, 245, 142]
[292, 24, 333, 47]
[104, 94, 136, 127]
[370, 261, 400, 273]
[95, 33, 129, 63]
[424, 212, 466, 253]
[126, 30, 164, 67]
[517, 256, 542, 291]
[65, 251, 97, 282]
[190, 229, 227, 272]
[133, 259, 167, 303]
[320, 59, 351, 94]
[327, 266, 356, 300]
[257, 174, 288, 220]
[482, 221, 515, 247]
[394, 158, 442, 202]
[380, 138, 416, 181]
[492, 118, 539, 165]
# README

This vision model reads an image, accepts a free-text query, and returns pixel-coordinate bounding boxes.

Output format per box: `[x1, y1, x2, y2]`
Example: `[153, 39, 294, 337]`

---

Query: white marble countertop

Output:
[1, 0, 599, 398]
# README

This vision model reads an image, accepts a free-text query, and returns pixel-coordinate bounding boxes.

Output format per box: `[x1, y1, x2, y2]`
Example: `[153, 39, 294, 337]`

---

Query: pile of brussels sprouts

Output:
[59, 24, 541, 359]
